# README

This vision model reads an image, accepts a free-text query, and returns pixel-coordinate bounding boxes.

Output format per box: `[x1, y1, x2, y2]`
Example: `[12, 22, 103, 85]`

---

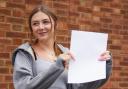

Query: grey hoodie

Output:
[12, 42, 112, 89]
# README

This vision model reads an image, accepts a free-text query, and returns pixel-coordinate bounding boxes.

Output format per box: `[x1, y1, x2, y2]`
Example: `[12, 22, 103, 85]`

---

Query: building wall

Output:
[0, 0, 128, 89]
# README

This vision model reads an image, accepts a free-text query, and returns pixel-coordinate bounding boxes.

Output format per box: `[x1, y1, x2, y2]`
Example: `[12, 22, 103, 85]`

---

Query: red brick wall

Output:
[0, 0, 128, 89]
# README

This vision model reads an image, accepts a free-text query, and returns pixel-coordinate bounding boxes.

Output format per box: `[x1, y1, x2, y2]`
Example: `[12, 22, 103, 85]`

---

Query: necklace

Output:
[45, 49, 55, 57]
[33, 44, 57, 61]
[43, 49, 57, 61]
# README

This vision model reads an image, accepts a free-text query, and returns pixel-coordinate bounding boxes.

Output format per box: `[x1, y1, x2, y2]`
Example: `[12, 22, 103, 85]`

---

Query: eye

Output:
[32, 22, 39, 26]
[42, 20, 50, 25]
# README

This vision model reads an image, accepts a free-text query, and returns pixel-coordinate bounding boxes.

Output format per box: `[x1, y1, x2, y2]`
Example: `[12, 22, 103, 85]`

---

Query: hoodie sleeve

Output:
[13, 50, 65, 89]
[67, 59, 112, 89]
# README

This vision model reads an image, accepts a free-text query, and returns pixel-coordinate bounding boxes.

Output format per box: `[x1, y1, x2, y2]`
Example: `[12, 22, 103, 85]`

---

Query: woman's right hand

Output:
[58, 52, 75, 68]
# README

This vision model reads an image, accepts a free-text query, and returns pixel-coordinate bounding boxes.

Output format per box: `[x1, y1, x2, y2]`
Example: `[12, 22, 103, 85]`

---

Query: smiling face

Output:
[31, 11, 55, 42]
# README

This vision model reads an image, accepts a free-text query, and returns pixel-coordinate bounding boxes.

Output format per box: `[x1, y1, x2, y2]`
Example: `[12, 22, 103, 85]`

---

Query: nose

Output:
[39, 23, 45, 29]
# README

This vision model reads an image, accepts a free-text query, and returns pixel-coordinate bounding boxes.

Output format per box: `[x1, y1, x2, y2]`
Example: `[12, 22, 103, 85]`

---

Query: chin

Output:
[38, 36, 49, 41]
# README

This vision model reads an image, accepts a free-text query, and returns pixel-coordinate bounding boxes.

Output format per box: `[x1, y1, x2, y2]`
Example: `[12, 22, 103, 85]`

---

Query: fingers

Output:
[67, 51, 75, 61]
[99, 51, 112, 61]
[58, 51, 75, 68]
[58, 54, 70, 68]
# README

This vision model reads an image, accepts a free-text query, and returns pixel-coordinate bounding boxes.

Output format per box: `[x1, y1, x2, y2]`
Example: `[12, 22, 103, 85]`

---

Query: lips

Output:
[38, 31, 48, 36]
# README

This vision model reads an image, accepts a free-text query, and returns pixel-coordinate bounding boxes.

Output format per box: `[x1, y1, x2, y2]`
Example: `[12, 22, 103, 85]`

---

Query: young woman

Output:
[12, 5, 112, 89]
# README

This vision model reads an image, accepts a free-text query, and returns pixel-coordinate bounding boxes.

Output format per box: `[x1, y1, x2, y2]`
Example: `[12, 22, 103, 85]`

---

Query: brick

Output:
[12, 8, 25, 17]
[100, 17, 112, 23]
[6, 45, 17, 52]
[101, 23, 109, 29]
[123, 57, 128, 61]
[73, 0, 80, 5]
[113, 8, 121, 14]
[12, 0, 25, 4]
[112, 40, 121, 45]
[120, 73, 128, 76]
[110, 24, 122, 30]
[0, 31, 6, 37]
[120, 62, 128, 66]
[56, 36, 66, 42]
[122, 0, 128, 3]
[122, 45, 128, 50]
[113, 67, 122, 71]
[43, 1, 53, 8]
[12, 38, 22, 45]
[55, 30, 69, 35]
[0, 0, 6, 7]
[100, 28, 112, 33]
[69, 5, 78, 12]
[69, 12, 79, 17]
[53, 0, 69, 4]
[68, 24, 79, 29]
[122, 19, 128, 26]
[25, 0, 42, 5]
[0, 23, 11, 31]
[112, 29, 120, 34]
[100, 7, 113, 13]
[110, 34, 122, 40]
[58, 16, 68, 22]
[120, 30, 128, 35]
[56, 9, 68, 16]
[0, 15, 5, 22]
[6, 2, 25, 9]
[0, 38, 12, 45]
[5, 60, 12, 66]
[122, 78, 128, 81]
[0, 8, 11, 15]
[78, 7, 92, 13]
[0, 83, 8, 89]
[108, 39, 112, 44]
[5, 75, 13, 82]
[102, 0, 114, 2]
[123, 4, 128, 10]
[110, 3, 122, 8]
[0, 75, 4, 82]
[6, 17, 25, 24]
[119, 83, 128, 87]
[6, 32, 27, 38]
[0, 60, 5, 66]
[93, 1, 103, 6]
[123, 35, 128, 40]
[53, 2, 68, 9]
[123, 14, 128, 19]
[10, 67, 13, 74]
[120, 9, 126, 14]
[24, 26, 29, 32]
[111, 14, 122, 19]
[0, 44, 5, 52]
[0, 67, 9, 74]
[122, 40, 128, 44]
[12, 24, 23, 31]
[68, 17, 78, 24]
[109, 45, 121, 50]
[9, 83, 14, 89]
[93, 6, 100, 12]
[79, 20, 92, 25]
[0, 53, 10, 58]
[110, 77, 121, 81]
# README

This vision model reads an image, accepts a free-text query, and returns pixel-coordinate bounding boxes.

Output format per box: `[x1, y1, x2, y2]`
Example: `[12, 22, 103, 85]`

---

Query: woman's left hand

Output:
[99, 51, 112, 61]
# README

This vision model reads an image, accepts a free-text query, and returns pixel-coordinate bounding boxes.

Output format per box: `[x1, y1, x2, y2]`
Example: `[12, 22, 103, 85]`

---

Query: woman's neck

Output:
[33, 38, 55, 52]
[32, 39, 57, 62]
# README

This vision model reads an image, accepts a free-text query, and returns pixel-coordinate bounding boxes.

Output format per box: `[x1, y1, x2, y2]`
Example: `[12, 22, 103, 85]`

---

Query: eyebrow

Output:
[32, 19, 50, 23]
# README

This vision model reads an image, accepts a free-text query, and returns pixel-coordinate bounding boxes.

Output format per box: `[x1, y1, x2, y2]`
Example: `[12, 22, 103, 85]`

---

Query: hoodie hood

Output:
[12, 42, 35, 65]
[12, 42, 68, 65]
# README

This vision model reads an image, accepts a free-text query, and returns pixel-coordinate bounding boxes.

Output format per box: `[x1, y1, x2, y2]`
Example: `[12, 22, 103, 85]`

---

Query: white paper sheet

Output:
[68, 30, 108, 83]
